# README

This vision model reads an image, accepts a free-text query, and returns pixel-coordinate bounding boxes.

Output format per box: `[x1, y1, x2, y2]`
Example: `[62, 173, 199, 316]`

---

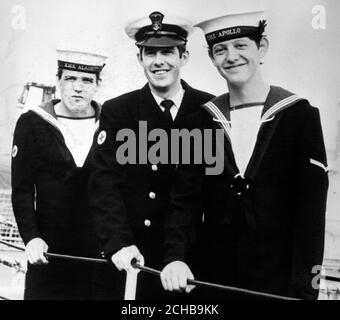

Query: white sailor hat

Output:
[195, 11, 267, 48]
[57, 49, 107, 74]
[125, 11, 194, 47]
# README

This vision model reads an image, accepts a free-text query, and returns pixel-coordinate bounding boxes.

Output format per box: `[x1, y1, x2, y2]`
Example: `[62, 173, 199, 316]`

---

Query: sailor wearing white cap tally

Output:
[196, 10, 267, 49]
[162, 10, 328, 300]
[196, 11, 269, 179]
[54, 49, 107, 167]
[57, 49, 107, 76]
[11, 48, 107, 299]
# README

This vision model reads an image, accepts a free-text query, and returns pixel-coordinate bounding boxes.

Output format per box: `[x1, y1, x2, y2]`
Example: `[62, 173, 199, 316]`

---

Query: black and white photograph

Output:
[0, 0, 339, 304]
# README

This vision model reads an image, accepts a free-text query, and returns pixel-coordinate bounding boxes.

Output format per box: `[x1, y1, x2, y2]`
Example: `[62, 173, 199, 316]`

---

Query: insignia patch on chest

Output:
[12, 145, 18, 158]
[97, 130, 107, 145]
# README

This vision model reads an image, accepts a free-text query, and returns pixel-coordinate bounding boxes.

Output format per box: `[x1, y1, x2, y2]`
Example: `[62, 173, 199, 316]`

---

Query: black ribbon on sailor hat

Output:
[205, 19, 267, 47]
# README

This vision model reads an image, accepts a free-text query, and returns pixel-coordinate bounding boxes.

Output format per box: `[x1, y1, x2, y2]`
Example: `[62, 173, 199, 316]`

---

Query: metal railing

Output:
[1, 195, 340, 300]
[1, 239, 340, 301]
[0, 190, 23, 248]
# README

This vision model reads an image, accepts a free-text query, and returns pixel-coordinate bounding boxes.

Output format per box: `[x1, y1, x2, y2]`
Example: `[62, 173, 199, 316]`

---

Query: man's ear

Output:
[208, 48, 218, 67]
[180, 50, 190, 67]
[56, 75, 61, 91]
[137, 52, 143, 66]
[259, 37, 269, 60]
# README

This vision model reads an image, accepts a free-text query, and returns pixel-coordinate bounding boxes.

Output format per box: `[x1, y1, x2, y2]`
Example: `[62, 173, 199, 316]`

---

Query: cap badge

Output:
[149, 11, 164, 33]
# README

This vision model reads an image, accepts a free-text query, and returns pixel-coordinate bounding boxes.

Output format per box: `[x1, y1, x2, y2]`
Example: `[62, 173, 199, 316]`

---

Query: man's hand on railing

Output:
[160, 261, 196, 293]
[111, 245, 144, 271]
[0, 239, 303, 300]
[26, 238, 49, 265]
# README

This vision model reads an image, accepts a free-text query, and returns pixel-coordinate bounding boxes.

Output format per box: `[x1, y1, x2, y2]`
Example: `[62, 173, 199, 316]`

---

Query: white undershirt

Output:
[57, 117, 97, 167]
[230, 106, 263, 176]
[151, 86, 185, 120]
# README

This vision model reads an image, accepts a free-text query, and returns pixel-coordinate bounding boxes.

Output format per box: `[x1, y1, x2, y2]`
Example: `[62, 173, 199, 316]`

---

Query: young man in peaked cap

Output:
[11, 48, 106, 299]
[162, 10, 329, 300]
[88, 11, 214, 299]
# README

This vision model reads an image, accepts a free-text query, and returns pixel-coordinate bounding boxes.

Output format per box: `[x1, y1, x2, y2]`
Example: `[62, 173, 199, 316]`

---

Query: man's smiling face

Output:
[210, 37, 265, 87]
[138, 46, 188, 94]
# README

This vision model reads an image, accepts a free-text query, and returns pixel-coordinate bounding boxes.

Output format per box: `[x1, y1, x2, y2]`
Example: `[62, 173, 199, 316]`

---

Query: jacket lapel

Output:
[173, 80, 199, 127]
[135, 81, 201, 129]
[135, 84, 168, 130]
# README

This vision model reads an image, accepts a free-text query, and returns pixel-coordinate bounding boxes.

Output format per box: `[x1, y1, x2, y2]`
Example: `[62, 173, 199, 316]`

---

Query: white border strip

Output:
[205, 102, 231, 138]
[310, 158, 328, 172]
[31, 107, 61, 133]
[262, 95, 300, 121]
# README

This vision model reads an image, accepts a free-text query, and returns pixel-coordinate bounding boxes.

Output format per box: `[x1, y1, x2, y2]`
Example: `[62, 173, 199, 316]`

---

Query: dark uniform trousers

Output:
[89, 80, 214, 300]
[166, 86, 329, 300]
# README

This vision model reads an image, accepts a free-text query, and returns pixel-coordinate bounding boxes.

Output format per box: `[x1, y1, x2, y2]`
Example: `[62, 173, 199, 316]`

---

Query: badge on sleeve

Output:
[97, 130, 107, 145]
[310, 158, 328, 173]
[12, 145, 18, 158]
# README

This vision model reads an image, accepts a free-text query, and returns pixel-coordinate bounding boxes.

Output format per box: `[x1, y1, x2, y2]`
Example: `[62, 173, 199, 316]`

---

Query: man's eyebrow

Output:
[213, 44, 226, 49]
[63, 75, 95, 82]
[82, 77, 95, 82]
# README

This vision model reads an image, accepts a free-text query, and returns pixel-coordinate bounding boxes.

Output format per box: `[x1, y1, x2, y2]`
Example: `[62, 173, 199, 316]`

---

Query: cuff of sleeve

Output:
[103, 235, 135, 260]
[163, 247, 186, 267]
[22, 232, 41, 247]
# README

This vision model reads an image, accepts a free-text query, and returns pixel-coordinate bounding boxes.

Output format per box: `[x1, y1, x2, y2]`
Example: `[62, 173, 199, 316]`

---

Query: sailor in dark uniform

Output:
[88, 11, 214, 299]
[162, 10, 329, 300]
[11, 48, 107, 299]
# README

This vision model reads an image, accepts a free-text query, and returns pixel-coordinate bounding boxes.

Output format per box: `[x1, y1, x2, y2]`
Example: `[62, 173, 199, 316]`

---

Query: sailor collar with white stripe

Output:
[229, 102, 265, 112]
[202, 85, 305, 141]
[30, 99, 101, 132]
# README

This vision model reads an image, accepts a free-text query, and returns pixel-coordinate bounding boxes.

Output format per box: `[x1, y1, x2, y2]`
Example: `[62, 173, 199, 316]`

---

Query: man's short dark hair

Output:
[208, 35, 265, 56]
[56, 68, 101, 83]
[139, 45, 187, 59]
[248, 34, 264, 48]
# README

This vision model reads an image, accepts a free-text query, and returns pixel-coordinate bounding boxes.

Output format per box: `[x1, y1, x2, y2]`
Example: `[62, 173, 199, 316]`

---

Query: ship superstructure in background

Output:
[0, 82, 56, 300]
[0, 82, 56, 189]
[17, 82, 56, 113]
[1, 82, 56, 242]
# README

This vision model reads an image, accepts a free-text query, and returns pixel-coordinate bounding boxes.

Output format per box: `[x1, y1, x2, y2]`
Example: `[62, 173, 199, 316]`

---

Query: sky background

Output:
[0, 0, 339, 149]
[0, 0, 340, 257]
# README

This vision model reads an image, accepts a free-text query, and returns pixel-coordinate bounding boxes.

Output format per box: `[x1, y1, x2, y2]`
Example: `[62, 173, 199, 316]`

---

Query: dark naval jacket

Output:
[88, 80, 214, 299]
[166, 86, 329, 300]
[11, 100, 100, 300]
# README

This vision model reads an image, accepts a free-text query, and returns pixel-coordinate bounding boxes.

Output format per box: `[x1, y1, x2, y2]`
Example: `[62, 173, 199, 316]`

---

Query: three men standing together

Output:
[11, 9, 328, 300]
